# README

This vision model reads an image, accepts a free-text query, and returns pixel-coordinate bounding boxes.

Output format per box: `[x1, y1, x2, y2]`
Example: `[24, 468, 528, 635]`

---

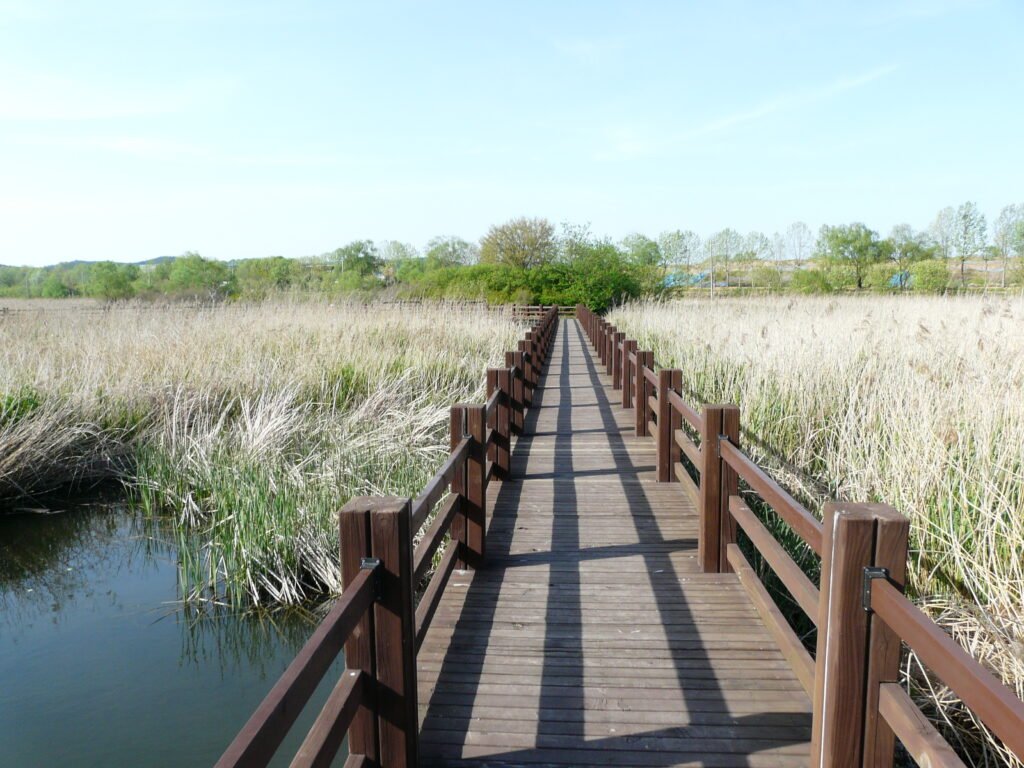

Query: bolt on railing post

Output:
[341, 496, 419, 767]
[811, 503, 908, 768]
[698, 404, 740, 573]
[622, 340, 636, 409]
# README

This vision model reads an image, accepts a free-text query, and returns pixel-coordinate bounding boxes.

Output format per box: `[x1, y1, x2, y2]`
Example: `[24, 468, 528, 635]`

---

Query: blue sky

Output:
[1, 0, 1021, 266]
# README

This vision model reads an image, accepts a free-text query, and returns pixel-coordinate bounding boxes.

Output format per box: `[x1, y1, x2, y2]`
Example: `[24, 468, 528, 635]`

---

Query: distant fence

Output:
[577, 304, 1024, 768]
[214, 308, 559, 768]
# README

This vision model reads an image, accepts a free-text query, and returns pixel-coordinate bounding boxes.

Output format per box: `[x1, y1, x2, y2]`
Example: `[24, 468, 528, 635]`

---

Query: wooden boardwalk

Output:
[417, 319, 813, 767]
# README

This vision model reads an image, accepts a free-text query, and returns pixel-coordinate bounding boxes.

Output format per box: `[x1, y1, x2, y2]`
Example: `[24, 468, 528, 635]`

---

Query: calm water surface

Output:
[0, 503, 344, 767]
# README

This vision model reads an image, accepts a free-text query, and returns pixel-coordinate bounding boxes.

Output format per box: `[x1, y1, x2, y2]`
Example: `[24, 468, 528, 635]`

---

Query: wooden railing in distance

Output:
[216, 306, 558, 768]
[575, 304, 1024, 768]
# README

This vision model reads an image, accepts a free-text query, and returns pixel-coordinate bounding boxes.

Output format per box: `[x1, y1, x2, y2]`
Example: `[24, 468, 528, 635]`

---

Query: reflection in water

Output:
[0, 503, 344, 768]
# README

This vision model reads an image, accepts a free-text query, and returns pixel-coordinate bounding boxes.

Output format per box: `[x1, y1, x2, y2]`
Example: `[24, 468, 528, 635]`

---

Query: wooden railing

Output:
[577, 304, 1024, 768]
[216, 307, 559, 768]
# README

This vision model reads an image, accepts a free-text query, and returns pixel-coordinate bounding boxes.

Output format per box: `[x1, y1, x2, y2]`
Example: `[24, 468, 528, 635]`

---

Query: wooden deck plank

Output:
[417, 319, 811, 767]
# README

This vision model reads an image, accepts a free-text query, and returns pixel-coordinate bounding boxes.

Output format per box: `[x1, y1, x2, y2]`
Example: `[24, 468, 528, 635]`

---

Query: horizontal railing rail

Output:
[575, 303, 1024, 768]
[216, 306, 558, 768]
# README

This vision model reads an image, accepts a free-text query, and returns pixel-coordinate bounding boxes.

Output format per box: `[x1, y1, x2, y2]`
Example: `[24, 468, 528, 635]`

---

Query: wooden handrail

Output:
[410, 437, 471, 532]
[215, 565, 378, 768]
[290, 671, 365, 768]
[871, 579, 1024, 760]
[413, 494, 461, 582]
[729, 496, 820, 621]
[667, 388, 701, 431]
[719, 439, 823, 554]
[878, 683, 967, 768]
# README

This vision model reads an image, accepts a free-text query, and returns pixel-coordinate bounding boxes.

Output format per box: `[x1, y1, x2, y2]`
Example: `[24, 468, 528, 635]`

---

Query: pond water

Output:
[0, 503, 345, 767]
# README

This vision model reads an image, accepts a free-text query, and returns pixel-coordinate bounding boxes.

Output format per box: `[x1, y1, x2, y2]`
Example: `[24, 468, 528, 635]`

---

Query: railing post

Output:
[518, 340, 533, 408]
[635, 351, 652, 436]
[450, 403, 487, 569]
[622, 340, 636, 409]
[612, 331, 624, 389]
[656, 369, 673, 481]
[698, 404, 739, 573]
[341, 496, 419, 767]
[506, 351, 525, 433]
[811, 503, 908, 768]
[340, 500, 379, 765]
[670, 369, 682, 470]
[487, 368, 511, 479]
[605, 325, 615, 376]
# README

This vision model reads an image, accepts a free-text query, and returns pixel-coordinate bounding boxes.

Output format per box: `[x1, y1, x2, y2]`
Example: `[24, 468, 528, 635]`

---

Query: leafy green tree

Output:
[993, 204, 1023, 288]
[87, 261, 137, 300]
[709, 228, 743, 289]
[952, 201, 987, 287]
[424, 236, 475, 268]
[884, 224, 933, 289]
[929, 206, 956, 260]
[479, 217, 556, 269]
[332, 241, 382, 278]
[166, 252, 234, 298]
[621, 233, 662, 267]
[658, 230, 701, 273]
[40, 272, 73, 298]
[815, 223, 883, 289]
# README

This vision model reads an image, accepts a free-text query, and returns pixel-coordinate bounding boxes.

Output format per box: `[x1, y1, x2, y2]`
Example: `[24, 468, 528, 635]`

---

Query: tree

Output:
[332, 240, 382, 278]
[424, 236, 475, 268]
[771, 232, 786, 275]
[658, 230, 701, 273]
[929, 206, 956, 260]
[621, 233, 662, 267]
[993, 204, 1023, 288]
[87, 261, 136, 300]
[785, 222, 812, 268]
[479, 217, 556, 270]
[167, 252, 234, 298]
[885, 224, 933, 289]
[815, 223, 883, 289]
[558, 222, 593, 264]
[709, 228, 743, 288]
[952, 201, 987, 287]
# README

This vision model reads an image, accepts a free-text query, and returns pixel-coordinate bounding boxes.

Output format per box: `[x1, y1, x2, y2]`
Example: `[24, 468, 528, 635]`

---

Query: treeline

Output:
[3, 202, 1023, 309]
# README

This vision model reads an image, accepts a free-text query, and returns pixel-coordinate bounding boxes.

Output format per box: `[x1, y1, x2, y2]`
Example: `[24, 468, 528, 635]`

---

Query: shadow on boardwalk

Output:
[417, 319, 812, 767]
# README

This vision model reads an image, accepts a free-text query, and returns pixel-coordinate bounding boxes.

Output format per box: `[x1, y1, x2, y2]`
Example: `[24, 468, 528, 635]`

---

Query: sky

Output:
[1, 0, 1022, 266]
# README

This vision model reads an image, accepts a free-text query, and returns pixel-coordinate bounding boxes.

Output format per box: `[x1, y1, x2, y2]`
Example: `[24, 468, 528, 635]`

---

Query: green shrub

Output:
[789, 269, 833, 294]
[864, 263, 900, 291]
[909, 260, 950, 293]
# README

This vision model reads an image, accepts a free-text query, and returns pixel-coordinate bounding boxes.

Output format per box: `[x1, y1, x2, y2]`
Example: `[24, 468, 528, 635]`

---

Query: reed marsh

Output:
[0, 301, 524, 607]
[610, 295, 1024, 767]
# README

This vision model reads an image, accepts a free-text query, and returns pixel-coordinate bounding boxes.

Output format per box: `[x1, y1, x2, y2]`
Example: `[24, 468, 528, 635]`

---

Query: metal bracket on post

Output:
[717, 434, 728, 458]
[461, 408, 470, 439]
[862, 566, 890, 612]
[361, 557, 383, 600]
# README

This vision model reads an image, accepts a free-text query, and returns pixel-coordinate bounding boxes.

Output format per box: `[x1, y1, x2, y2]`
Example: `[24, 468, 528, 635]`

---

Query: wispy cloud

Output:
[678, 64, 898, 142]
[597, 64, 899, 160]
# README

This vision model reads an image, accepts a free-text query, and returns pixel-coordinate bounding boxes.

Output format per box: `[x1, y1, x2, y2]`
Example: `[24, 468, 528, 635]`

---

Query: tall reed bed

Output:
[610, 295, 1024, 767]
[0, 301, 523, 607]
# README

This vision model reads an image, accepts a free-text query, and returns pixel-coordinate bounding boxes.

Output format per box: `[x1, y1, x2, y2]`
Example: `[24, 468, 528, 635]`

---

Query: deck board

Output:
[417, 319, 812, 767]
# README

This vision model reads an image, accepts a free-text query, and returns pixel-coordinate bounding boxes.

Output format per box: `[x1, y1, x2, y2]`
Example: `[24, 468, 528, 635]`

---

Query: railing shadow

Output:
[418, 319, 811, 765]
